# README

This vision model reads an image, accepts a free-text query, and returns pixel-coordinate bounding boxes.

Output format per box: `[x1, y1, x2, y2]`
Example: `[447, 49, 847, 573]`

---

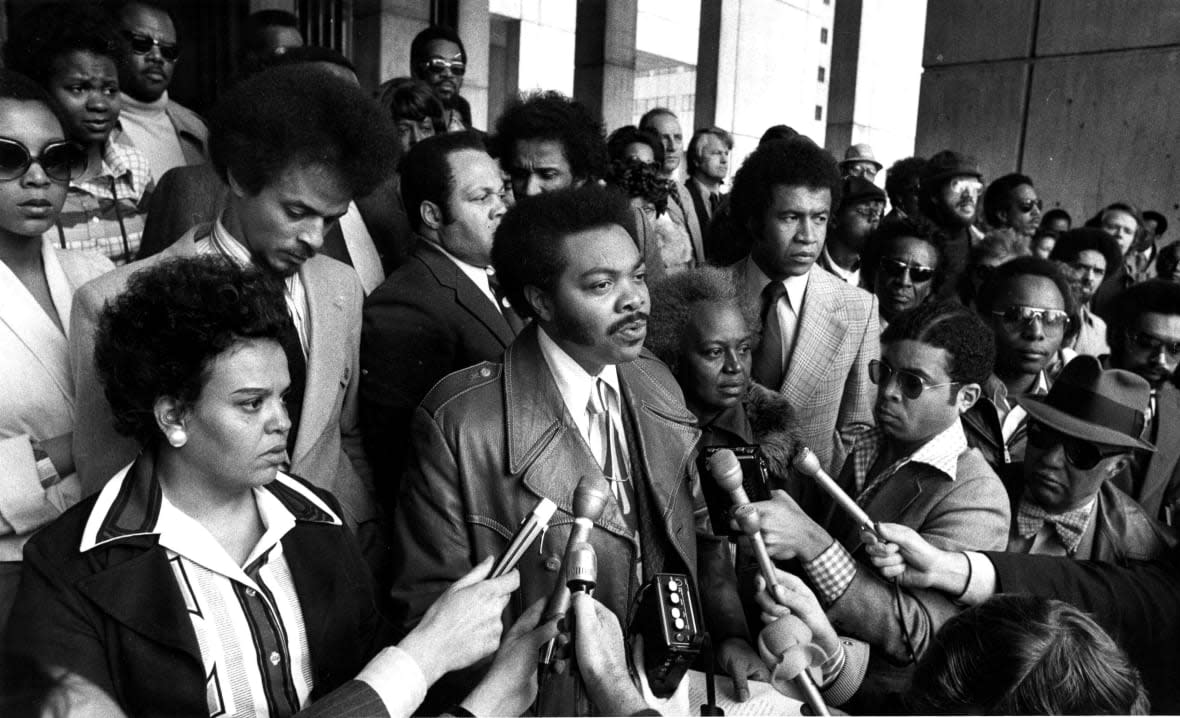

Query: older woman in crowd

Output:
[0, 69, 106, 627]
[861, 215, 944, 329]
[5, 256, 553, 717]
[4, 3, 153, 265]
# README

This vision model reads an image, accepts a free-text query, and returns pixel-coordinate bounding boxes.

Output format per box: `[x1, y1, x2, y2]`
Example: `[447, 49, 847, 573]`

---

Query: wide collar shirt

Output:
[536, 326, 625, 456]
[849, 420, 968, 501]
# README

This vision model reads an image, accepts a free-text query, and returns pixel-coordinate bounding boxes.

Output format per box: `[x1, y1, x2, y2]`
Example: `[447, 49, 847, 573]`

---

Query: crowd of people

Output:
[2, 2, 1179, 716]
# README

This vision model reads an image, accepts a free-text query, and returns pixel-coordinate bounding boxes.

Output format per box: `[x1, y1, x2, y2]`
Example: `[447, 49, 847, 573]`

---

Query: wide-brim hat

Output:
[1016, 355, 1155, 451]
[840, 176, 886, 207]
[922, 149, 983, 187]
[840, 143, 882, 171]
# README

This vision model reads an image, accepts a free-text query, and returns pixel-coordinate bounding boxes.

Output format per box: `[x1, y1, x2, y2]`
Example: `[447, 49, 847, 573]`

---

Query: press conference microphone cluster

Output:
[792, 446, 879, 540]
[540, 474, 610, 669]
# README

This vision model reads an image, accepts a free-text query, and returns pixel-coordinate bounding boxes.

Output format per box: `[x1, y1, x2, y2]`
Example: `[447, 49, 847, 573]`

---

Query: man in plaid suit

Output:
[728, 137, 878, 476]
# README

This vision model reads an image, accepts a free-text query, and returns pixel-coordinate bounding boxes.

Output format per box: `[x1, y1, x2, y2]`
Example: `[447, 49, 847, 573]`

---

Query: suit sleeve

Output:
[70, 283, 141, 497]
[832, 295, 879, 473]
[338, 281, 373, 497]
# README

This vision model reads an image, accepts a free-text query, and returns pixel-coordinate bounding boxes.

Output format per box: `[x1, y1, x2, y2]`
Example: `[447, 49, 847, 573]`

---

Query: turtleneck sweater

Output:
[118, 91, 186, 181]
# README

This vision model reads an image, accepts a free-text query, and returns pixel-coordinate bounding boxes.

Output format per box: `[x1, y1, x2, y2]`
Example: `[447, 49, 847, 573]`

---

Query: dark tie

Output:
[276, 306, 306, 455]
[488, 271, 526, 334]
[709, 192, 721, 217]
[751, 281, 787, 389]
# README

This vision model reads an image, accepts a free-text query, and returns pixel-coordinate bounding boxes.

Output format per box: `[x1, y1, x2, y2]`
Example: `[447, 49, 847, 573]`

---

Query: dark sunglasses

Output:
[0, 138, 86, 183]
[1126, 329, 1180, 357]
[1017, 198, 1044, 213]
[122, 30, 181, 61]
[991, 305, 1071, 331]
[879, 258, 936, 283]
[869, 359, 957, 400]
[419, 57, 466, 76]
[1027, 421, 1126, 470]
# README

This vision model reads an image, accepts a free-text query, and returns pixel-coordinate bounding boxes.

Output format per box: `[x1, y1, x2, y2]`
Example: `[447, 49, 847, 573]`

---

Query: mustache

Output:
[608, 312, 649, 333]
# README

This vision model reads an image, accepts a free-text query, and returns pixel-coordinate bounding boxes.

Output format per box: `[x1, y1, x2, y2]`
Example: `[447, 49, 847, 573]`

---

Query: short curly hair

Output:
[976, 255, 1080, 345]
[1049, 227, 1123, 275]
[377, 76, 445, 130]
[648, 266, 757, 373]
[604, 158, 672, 216]
[606, 125, 664, 168]
[208, 63, 398, 197]
[910, 595, 1149, 715]
[729, 138, 842, 233]
[1107, 279, 1180, 352]
[861, 214, 944, 292]
[492, 91, 607, 183]
[94, 257, 293, 446]
[881, 299, 995, 386]
[884, 156, 927, 209]
[492, 185, 636, 322]
[4, 3, 122, 87]
[410, 25, 467, 66]
[982, 173, 1034, 228]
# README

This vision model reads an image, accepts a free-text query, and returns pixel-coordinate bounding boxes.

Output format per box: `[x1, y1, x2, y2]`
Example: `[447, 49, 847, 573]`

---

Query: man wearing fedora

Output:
[840, 143, 883, 183]
[818, 176, 887, 287]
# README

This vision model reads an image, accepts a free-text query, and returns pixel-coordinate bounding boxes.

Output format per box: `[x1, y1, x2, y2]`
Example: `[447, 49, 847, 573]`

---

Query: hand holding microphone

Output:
[707, 449, 779, 590]
[792, 446, 880, 542]
[758, 615, 831, 716]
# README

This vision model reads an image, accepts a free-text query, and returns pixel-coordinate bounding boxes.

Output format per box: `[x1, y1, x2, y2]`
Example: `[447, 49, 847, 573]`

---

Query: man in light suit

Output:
[729, 138, 878, 476]
[360, 132, 517, 507]
[640, 107, 706, 268]
[69, 65, 397, 568]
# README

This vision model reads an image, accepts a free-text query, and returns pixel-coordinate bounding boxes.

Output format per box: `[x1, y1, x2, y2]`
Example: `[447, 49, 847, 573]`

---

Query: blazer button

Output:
[543, 555, 561, 572]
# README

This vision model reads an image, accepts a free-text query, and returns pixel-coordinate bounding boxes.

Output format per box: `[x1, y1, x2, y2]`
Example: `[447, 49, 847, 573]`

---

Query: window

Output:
[817, 66, 826, 82]
[820, 28, 828, 43]
[815, 105, 823, 121]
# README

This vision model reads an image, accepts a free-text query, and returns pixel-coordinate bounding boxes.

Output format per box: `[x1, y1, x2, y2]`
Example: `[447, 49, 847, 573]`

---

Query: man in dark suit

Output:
[640, 107, 705, 268]
[684, 126, 732, 234]
[360, 131, 516, 506]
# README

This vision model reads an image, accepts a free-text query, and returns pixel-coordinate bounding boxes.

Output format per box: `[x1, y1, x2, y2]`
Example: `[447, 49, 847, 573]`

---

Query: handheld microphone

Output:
[709, 449, 779, 590]
[793, 446, 879, 540]
[491, 497, 558, 578]
[760, 615, 831, 717]
[566, 542, 597, 595]
[540, 474, 610, 668]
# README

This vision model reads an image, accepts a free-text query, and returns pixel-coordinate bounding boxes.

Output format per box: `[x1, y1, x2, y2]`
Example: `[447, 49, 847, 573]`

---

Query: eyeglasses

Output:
[869, 359, 957, 400]
[851, 205, 884, 222]
[879, 258, 936, 284]
[1017, 198, 1044, 213]
[991, 305, 1071, 332]
[419, 57, 466, 76]
[1027, 421, 1126, 470]
[947, 177, 983, 198]
[1125, 329, 1180, 358]
[0, 138, 86, 183]
[122, 31, 181, 62]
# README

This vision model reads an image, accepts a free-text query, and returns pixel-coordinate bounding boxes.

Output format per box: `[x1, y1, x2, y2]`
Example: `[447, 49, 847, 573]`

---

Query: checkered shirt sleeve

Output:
[803, 540, 858, 606]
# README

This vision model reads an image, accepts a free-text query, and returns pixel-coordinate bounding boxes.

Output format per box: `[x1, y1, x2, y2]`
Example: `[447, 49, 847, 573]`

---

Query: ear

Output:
[954, 383, 981, 413]
[522, 284, 554, 323]
[420, 199, 444, 231]
[226, 169, 248, 200]
[154, 396, 187, 436]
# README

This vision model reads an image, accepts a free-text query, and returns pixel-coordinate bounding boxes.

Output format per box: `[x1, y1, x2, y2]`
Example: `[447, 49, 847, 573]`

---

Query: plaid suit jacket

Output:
[732, 259, 879, 474]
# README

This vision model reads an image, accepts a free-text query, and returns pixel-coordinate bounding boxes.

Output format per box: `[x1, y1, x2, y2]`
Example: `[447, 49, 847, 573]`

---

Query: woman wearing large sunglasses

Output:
[5, 3, 154, 265]
[0, 69, 110, 628]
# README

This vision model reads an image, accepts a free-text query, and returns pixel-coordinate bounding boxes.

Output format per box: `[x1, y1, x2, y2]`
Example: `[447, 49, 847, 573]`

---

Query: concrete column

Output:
[572, 0, 638, 132]
[694, 0, 740, 131]
[824, 0, 862, 155]
[352, 0, 430, 92]
[456, 0, 491, 129]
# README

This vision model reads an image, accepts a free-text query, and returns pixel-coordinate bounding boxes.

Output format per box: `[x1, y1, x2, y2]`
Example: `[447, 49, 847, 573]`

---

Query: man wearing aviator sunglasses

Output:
[111, 1, 208, 181]
[410, 25, 469, 131]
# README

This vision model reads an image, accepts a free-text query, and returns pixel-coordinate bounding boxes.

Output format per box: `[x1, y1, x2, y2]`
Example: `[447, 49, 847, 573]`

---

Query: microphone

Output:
[792, 446, 878, 540]
[540, 474, 610, 668]
[566, 542, 597, 595]
[708, 448, 779, 590]
[759, 615, 831, 717]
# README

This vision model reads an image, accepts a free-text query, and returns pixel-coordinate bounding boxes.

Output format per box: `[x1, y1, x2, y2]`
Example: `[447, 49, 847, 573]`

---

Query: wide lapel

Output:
[780, 267, 850, 403]
[417, 241, 514, 348]
[507, 328, 633, 541]
[862, 468, 927, 536]
[291, 257, 346, 464]
[676, 182, 706, 264]
[0, 240, 71, 400]
[618, 358, 701, 563]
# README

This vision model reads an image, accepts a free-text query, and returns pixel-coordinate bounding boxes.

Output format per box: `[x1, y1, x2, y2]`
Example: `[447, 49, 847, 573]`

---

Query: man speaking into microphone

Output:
[389, 186, 750, 714]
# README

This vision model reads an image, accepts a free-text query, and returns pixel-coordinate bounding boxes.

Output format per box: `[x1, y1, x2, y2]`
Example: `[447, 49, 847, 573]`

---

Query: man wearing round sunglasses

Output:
[1103, 279, 1180, 524]
[110, 1, 207, 183]
[916, 150, 983, 301]
[410, 25, 469, 131]
[818, 176, 885, 287]
[741, 300, 1008, 704]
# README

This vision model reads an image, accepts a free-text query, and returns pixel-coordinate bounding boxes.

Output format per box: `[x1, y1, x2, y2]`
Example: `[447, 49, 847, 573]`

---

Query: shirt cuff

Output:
[802, 541, 857, 606]
[956, 551, 997, 606]
[355, 645, 428, 718]
[821, 637, 869, 707]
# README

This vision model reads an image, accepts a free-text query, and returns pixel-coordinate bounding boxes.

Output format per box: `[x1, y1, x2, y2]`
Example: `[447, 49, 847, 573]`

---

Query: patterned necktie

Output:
[588, 379, 633, 519]
[1016, 500, 1091, 554]
[751, 281, 788, 389]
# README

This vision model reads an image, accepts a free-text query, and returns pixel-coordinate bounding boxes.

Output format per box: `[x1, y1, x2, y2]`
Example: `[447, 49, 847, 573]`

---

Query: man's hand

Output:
[753, 570, 839, 661]
[460, 599, 559, 717]
[744, 490, 832, 563]
[571, 593, 649, 717]
[717, 637, 770, 702]
[397, 557, 519, 685]
[863, 523, 971, 594]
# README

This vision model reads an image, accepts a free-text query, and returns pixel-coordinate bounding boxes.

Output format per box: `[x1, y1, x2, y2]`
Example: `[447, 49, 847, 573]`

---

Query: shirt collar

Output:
[747, 258, 810, 312]
[701, 401, 754, 443]
[536, 325, 621, 428]
[80, 453, 341, 553]
[850, 419, 968, 492]
[428, 239, 494, 297]
[820, 245, 860, 282]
